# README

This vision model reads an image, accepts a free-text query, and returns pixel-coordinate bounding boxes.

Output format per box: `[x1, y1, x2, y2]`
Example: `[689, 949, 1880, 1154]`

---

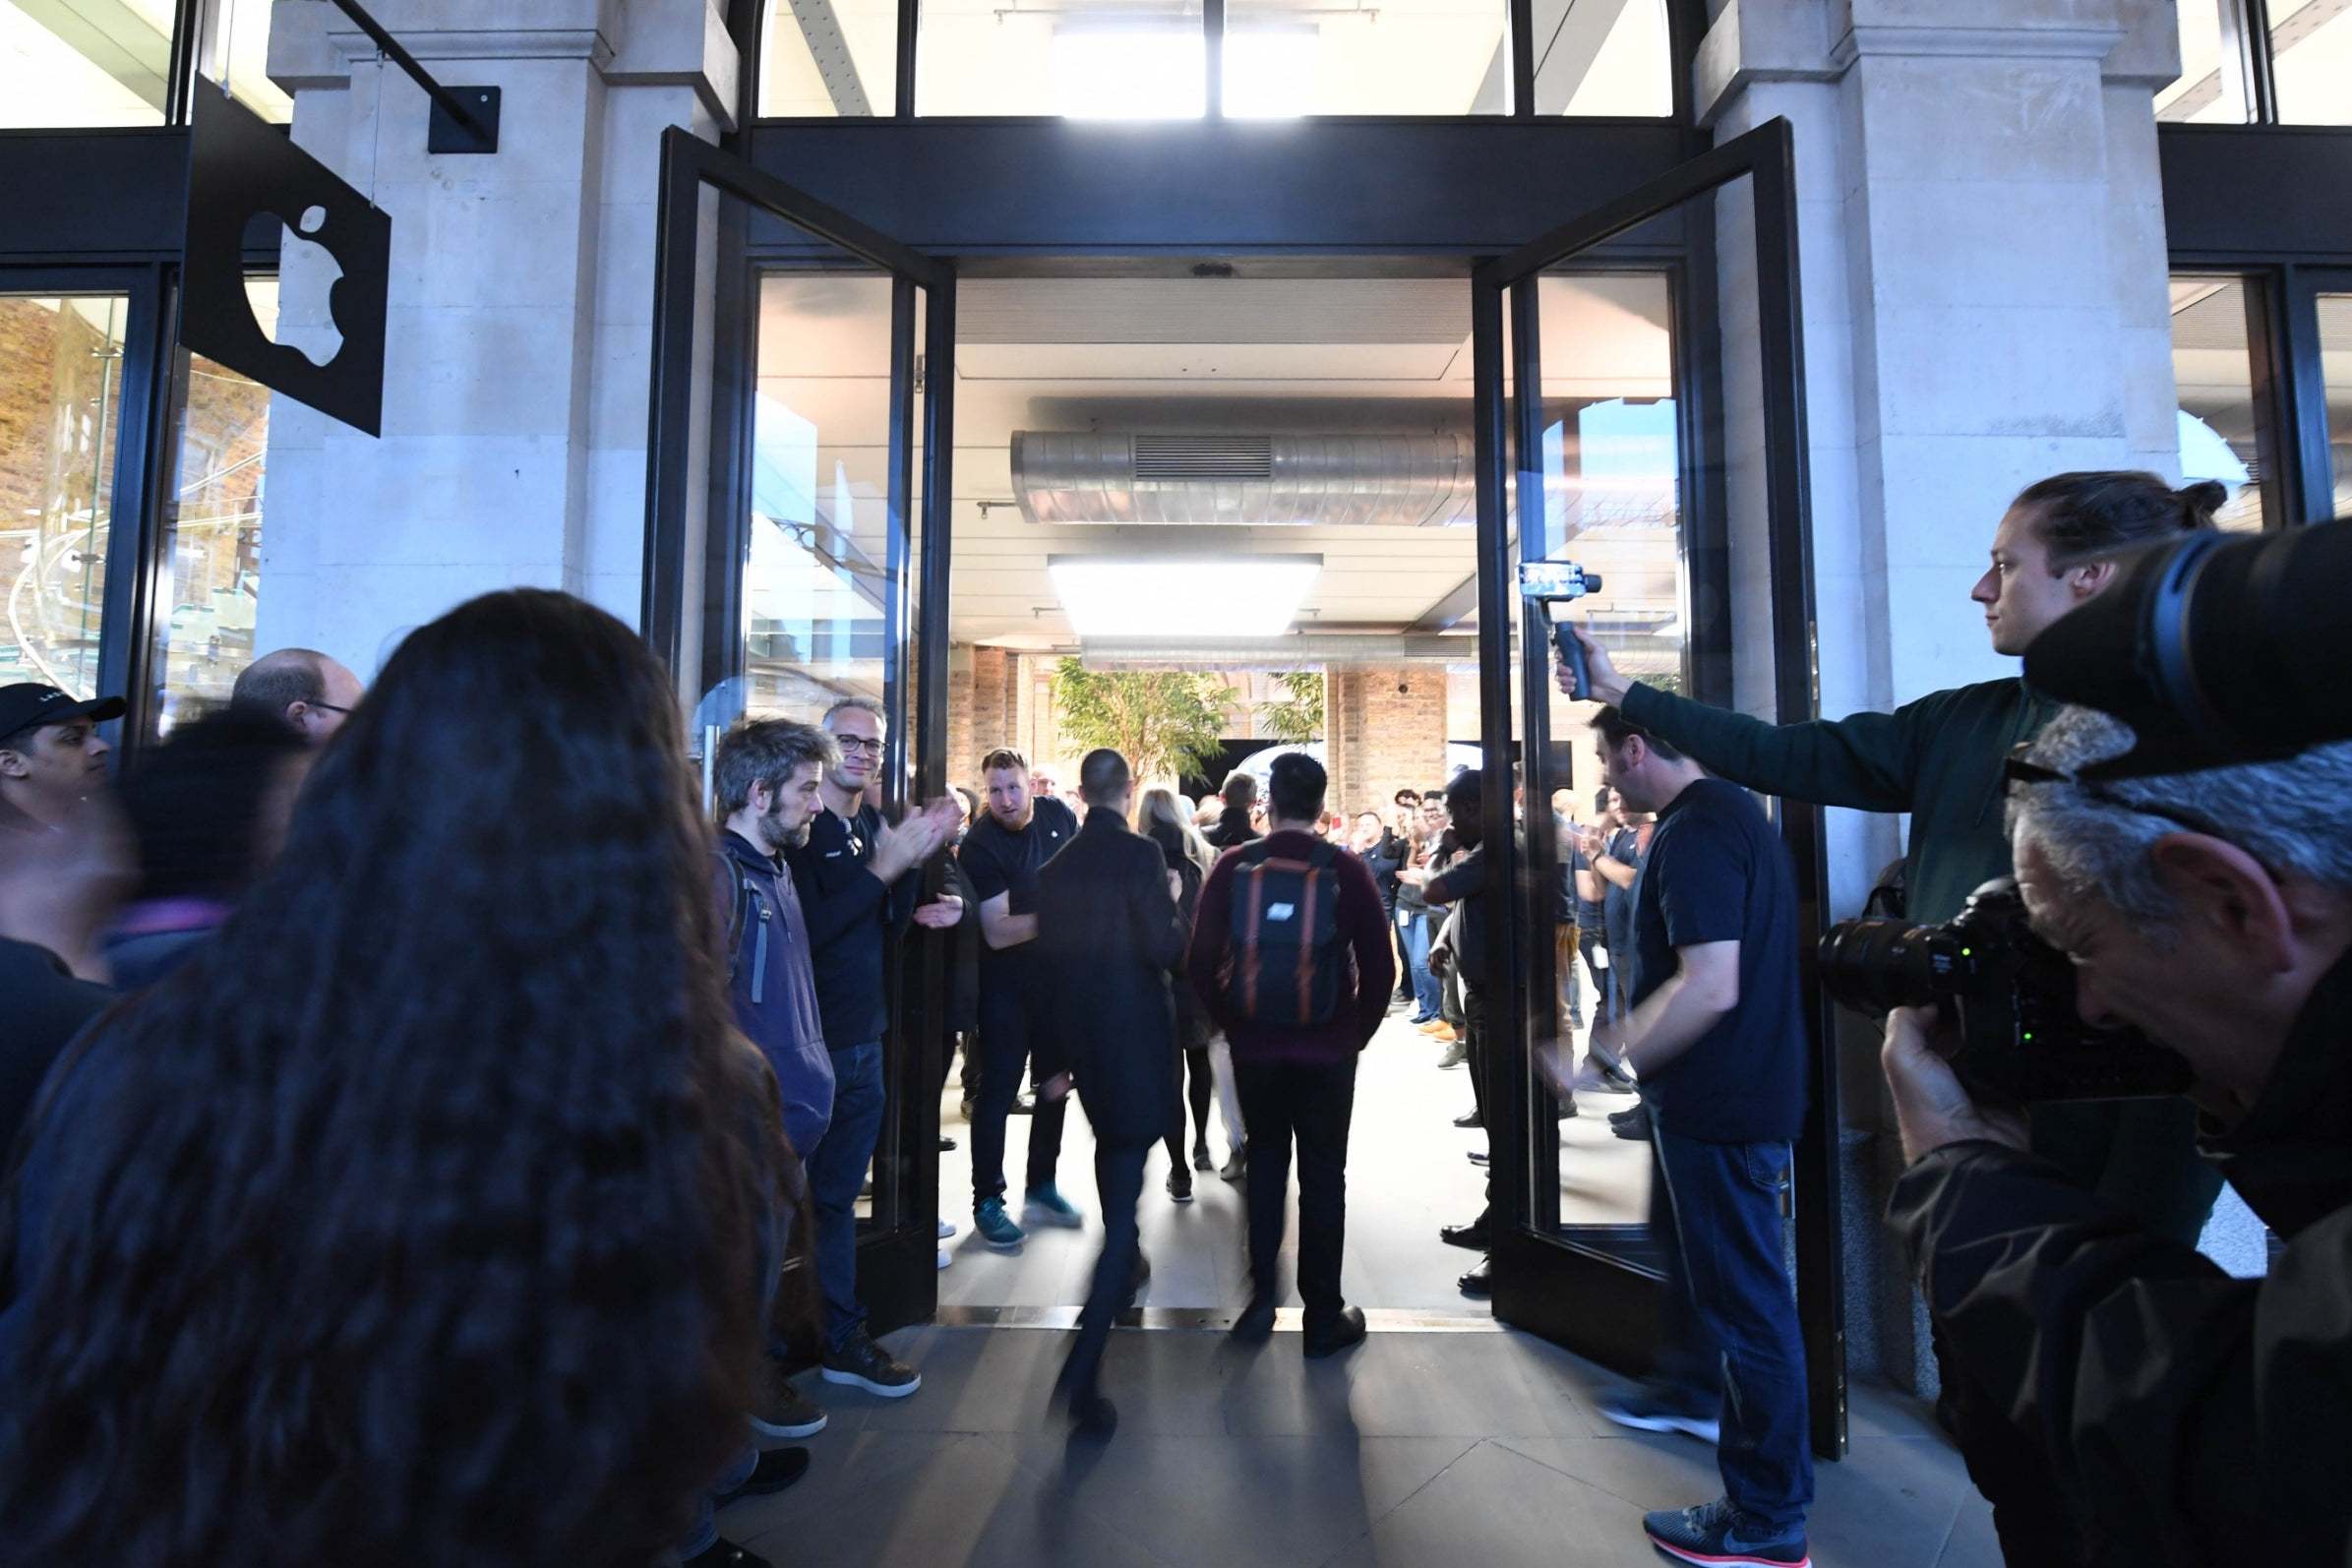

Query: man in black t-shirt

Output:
[1551, 707, 1812, 1568]
[959, 747, 1083, 1248]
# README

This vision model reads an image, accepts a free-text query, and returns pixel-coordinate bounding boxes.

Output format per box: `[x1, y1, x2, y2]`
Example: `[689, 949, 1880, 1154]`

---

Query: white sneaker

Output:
[937, 1247, 952, 1271]
[937, 1217, 957, 1239]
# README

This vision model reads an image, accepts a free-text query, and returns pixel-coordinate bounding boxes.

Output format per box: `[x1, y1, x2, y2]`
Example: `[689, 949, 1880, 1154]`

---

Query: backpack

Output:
[1226, 839, 1345, 1027]
[721, 857, 775, 1004]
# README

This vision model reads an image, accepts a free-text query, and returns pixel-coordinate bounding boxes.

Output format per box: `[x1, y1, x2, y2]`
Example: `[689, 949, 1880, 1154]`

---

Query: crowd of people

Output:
[2, 467, 2345, 1568]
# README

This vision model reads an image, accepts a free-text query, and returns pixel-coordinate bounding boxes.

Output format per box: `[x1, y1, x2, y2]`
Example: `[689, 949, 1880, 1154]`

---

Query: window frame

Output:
[2173, 0, 2347, 127]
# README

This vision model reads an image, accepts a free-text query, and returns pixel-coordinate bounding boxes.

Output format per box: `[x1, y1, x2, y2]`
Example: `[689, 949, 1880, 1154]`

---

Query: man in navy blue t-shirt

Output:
[1554, 705, 1812, 1568]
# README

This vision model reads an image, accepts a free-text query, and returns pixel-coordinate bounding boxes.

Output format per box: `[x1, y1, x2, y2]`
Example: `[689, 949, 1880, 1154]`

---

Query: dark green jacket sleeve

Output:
[1619, 682, 1924, 813]
[1891, 1141, 2351, 1565]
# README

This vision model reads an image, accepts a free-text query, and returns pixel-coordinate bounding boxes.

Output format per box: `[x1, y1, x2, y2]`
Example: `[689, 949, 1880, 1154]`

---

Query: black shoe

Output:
[1124, 1251, 1152, 1309]
[1453, 1109, 1482, 1129]
[1440, 1218, 1490, 1251]
[685, 1539, 773, 1567]
[1192, 1138, 1214, 1171]
[1610, 1104, 1653, 1141]
[1557, 1099, 1578, 1119]
[1168, 1169, 1194, 1204]
[713, 1447, 811, 1508]
[1458, 1258, 1492, 1298]
[1467, 1150, 1489, 1167]
[1232, 1296, 1277, 1343]
[1069, 1389, 1118, 1437]
[1303, 1304, 1367, 1359]
[819, 1329, 922, 1398]
[938, 1135, 958, 1151]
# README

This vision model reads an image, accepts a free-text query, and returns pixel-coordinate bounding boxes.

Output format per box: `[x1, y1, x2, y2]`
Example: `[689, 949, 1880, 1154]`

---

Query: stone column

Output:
[1692, 0, 2184, 1389]
[258, 0, 737, 677]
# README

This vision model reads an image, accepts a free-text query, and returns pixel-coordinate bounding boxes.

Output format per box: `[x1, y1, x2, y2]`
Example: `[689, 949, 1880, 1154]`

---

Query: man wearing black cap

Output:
[0, 684, 123, 839]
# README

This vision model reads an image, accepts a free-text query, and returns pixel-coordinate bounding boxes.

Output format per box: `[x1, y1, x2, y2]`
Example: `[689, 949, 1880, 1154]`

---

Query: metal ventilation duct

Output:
[1012, 431, 1474, 527]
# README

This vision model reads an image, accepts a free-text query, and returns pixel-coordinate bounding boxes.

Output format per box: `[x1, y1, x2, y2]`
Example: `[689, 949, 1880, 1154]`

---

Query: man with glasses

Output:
[785, 696, 961, 1404]
[1883, 707, 2352, 1566]
[228, 648, 365, 744]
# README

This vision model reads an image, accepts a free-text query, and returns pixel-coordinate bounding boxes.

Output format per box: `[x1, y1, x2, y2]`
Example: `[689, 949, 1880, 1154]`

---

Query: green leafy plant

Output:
[1256, 669, 1325, 745]
[1051, 657, 1234, 783]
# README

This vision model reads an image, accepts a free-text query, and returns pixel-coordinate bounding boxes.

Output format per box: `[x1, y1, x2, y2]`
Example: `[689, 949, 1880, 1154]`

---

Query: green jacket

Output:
[1617, 678, 2056, 925]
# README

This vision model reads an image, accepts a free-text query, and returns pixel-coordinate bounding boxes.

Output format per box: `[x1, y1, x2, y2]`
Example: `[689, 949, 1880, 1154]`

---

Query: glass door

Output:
[1470, 118, 1846, 1457]
[643, 131, 956, 1337]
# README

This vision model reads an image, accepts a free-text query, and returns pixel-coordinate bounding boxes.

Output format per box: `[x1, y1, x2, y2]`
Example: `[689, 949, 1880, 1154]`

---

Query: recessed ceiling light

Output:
[1051, 555, 1320, 638]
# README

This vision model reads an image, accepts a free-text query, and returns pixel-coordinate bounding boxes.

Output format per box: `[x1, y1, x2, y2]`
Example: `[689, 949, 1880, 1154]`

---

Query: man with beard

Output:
[0, 684, 121, 843]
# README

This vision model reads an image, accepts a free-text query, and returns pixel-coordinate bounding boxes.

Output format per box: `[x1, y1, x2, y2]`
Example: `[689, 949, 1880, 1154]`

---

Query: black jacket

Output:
[1890, 946, 2352, 1565]
[0, 938, 111, 1154]
[1204, 807, 1260, 850]
[1034, 807, 1186, 1148]
[785, 800, 920, 1051]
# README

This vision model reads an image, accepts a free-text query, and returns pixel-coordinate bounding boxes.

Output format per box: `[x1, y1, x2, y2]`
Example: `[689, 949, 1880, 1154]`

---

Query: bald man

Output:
[229, 648, 363, 744]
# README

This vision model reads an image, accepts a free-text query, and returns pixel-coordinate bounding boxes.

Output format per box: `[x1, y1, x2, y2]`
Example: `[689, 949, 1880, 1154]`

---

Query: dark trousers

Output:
[1162, 1044, 1213, 1168]
[1235, 1055, 1358, 1326]
[808, 1041, 885, 1353]
[1059, 1140, 1148, 1402]
[971, 983, 1068, 1208]
[1654, 1128, 1814, 1533]
[1462, 986, 1495, 1219]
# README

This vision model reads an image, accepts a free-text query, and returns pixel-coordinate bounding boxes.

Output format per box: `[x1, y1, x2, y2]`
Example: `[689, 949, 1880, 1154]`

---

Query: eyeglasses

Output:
[834, 735, 884, 755]
[309, 702, 353, 716]
[2002, 747, 2229, 839]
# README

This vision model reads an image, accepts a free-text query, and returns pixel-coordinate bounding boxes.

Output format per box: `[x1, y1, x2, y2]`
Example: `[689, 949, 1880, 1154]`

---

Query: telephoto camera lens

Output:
[1816, 918, 1967, 1016]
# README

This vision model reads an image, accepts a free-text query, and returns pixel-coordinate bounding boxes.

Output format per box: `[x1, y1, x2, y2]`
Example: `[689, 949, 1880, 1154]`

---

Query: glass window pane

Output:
[1525, 271, 1680, 1254]
[1537, 0, 1671, 118]
[2268, 0, 2352, 125]
[2157, 0, 2240, 123]
[1223, 0, 1509, 116]
[2320, 292, 2352, 519]
[0, 0, 175, 127]
[206, 0, 290, 123]
[152, 279, 274, 730]
[2169, 276, 2272, 532]
[917, 0, 1205, 116]
[1, 294, 129, 698]
[758, 0, 898, 116]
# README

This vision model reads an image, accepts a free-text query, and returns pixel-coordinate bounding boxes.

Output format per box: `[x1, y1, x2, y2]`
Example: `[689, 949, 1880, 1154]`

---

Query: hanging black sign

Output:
[183, 89, 391, 436]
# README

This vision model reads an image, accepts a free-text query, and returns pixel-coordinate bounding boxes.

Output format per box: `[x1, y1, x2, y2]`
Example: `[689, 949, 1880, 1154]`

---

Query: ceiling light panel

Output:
[1051, 554, 1320, 637]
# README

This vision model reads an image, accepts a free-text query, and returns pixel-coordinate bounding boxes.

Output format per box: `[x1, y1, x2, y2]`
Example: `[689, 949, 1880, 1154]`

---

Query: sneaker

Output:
[974, 1196, 1025, 1248]
[1610, 1104, 1654, 1142]
[1643, 1497, 1810, 1567]
[684, 1538, 773, 1567]
[1168, 1169, 1195, 1203]
[1219, 1149, 1247, 1182]
[750, 1366, 827, 1439]
[819, 1329, 922, 1399]
[1437, 1040, 1467, 1068]
[1598, 1390, 1720, 1444]
[1428, 1022, 1460, 1045]
[713, 1446, 812, 1507]
[1192, 1138, 1214, 1171]
[1452, 1109, 1482, 1128]
[1415, 1018, 1445, 1035]
[937, 1217, 957, 1240]
[1024, 1183, 1083, 1228]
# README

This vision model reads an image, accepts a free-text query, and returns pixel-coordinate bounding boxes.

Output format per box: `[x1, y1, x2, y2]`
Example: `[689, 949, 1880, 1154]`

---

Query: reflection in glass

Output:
[917, 0, 1205, 116]
[1522, 271, 1680, 1259]
[1536, 0, 1670, 117]
[153, 280, 275, 731]
[2168, 276, 2271, 532]
[2320, 293, 2352, 518]
[2157, 0, 2239, 123]
[2268, 0, 2352, 125]
[1, 295, 128, 698]
[1224, 0, 1508, 115]
[0, 0, 174, 127]
[759, 0, 898, 115]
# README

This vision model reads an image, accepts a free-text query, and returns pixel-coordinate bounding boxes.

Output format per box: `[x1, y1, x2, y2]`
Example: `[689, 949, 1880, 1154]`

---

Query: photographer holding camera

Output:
[1878, 704, 2352, 1565]
[1556, 471, 2228, 1248]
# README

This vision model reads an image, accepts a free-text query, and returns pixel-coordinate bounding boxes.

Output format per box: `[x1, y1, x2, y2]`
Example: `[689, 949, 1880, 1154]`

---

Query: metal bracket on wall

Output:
[325, 0, 501, 153]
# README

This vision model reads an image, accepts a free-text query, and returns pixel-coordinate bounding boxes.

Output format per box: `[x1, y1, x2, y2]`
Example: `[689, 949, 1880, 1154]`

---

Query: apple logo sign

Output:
[257, 205, 347, 370]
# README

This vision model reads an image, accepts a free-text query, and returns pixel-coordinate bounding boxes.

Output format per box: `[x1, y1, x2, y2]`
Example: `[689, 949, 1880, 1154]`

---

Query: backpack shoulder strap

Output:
[1237, 839, 1275, 869]
[1306, 841, 1339, 870]
[723, 861, 764, 977]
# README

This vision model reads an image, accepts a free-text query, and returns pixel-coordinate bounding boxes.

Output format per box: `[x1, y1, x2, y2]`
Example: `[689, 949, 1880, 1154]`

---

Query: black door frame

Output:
[642, 126, 959, 1334]
[1471, 118, 1844, 1459]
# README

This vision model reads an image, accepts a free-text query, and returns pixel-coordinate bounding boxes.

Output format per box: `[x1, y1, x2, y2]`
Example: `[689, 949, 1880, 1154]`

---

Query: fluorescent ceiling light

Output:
[1052, 555, 1320, 638]
[1052, 29, 1206, 118]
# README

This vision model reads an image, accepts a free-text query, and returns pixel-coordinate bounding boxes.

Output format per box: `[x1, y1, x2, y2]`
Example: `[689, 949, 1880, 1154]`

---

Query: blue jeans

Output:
[808, 1041, 885, 1353]
[679, 1443, 758, 1558]
[1400, 910, 1441, 1020]
[1653, 1128, 1814, 1533]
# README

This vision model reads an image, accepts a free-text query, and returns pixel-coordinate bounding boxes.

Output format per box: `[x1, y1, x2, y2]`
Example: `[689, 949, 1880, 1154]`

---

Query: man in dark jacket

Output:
[785, 697, 961, 1402]
[0, 802, 122, 1150]
[1034, 749, 1188, 1435]
[1204, 770, 1262, 850]
[1883, 708, 2352, 1568]
[1190, 752, 1394, 1359]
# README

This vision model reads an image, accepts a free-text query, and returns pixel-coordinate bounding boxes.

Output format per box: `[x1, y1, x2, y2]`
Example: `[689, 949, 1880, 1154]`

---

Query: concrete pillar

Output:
[258, 0, 737, 678]
[1693, 0, 2184, 1387]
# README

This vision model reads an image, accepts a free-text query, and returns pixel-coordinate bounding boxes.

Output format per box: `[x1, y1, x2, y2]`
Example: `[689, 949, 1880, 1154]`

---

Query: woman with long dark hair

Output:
[0, 590, 782, 1568]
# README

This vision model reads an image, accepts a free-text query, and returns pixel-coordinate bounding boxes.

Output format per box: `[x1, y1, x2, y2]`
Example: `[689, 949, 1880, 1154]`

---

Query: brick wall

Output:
[1327, 664, 1446, 814]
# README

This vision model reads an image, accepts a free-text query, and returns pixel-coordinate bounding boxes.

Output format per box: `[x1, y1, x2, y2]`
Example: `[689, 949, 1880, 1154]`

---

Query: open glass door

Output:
[1471, 119, 1846, 1457]
[643, 130, 956, 1337]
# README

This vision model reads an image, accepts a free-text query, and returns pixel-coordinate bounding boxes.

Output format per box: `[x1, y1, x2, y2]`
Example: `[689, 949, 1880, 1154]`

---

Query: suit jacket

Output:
[1034, 806, 1187, 1148]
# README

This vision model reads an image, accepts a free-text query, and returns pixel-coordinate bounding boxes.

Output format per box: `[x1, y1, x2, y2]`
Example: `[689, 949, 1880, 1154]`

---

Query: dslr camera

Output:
[1819, 877, 2195, 1106]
